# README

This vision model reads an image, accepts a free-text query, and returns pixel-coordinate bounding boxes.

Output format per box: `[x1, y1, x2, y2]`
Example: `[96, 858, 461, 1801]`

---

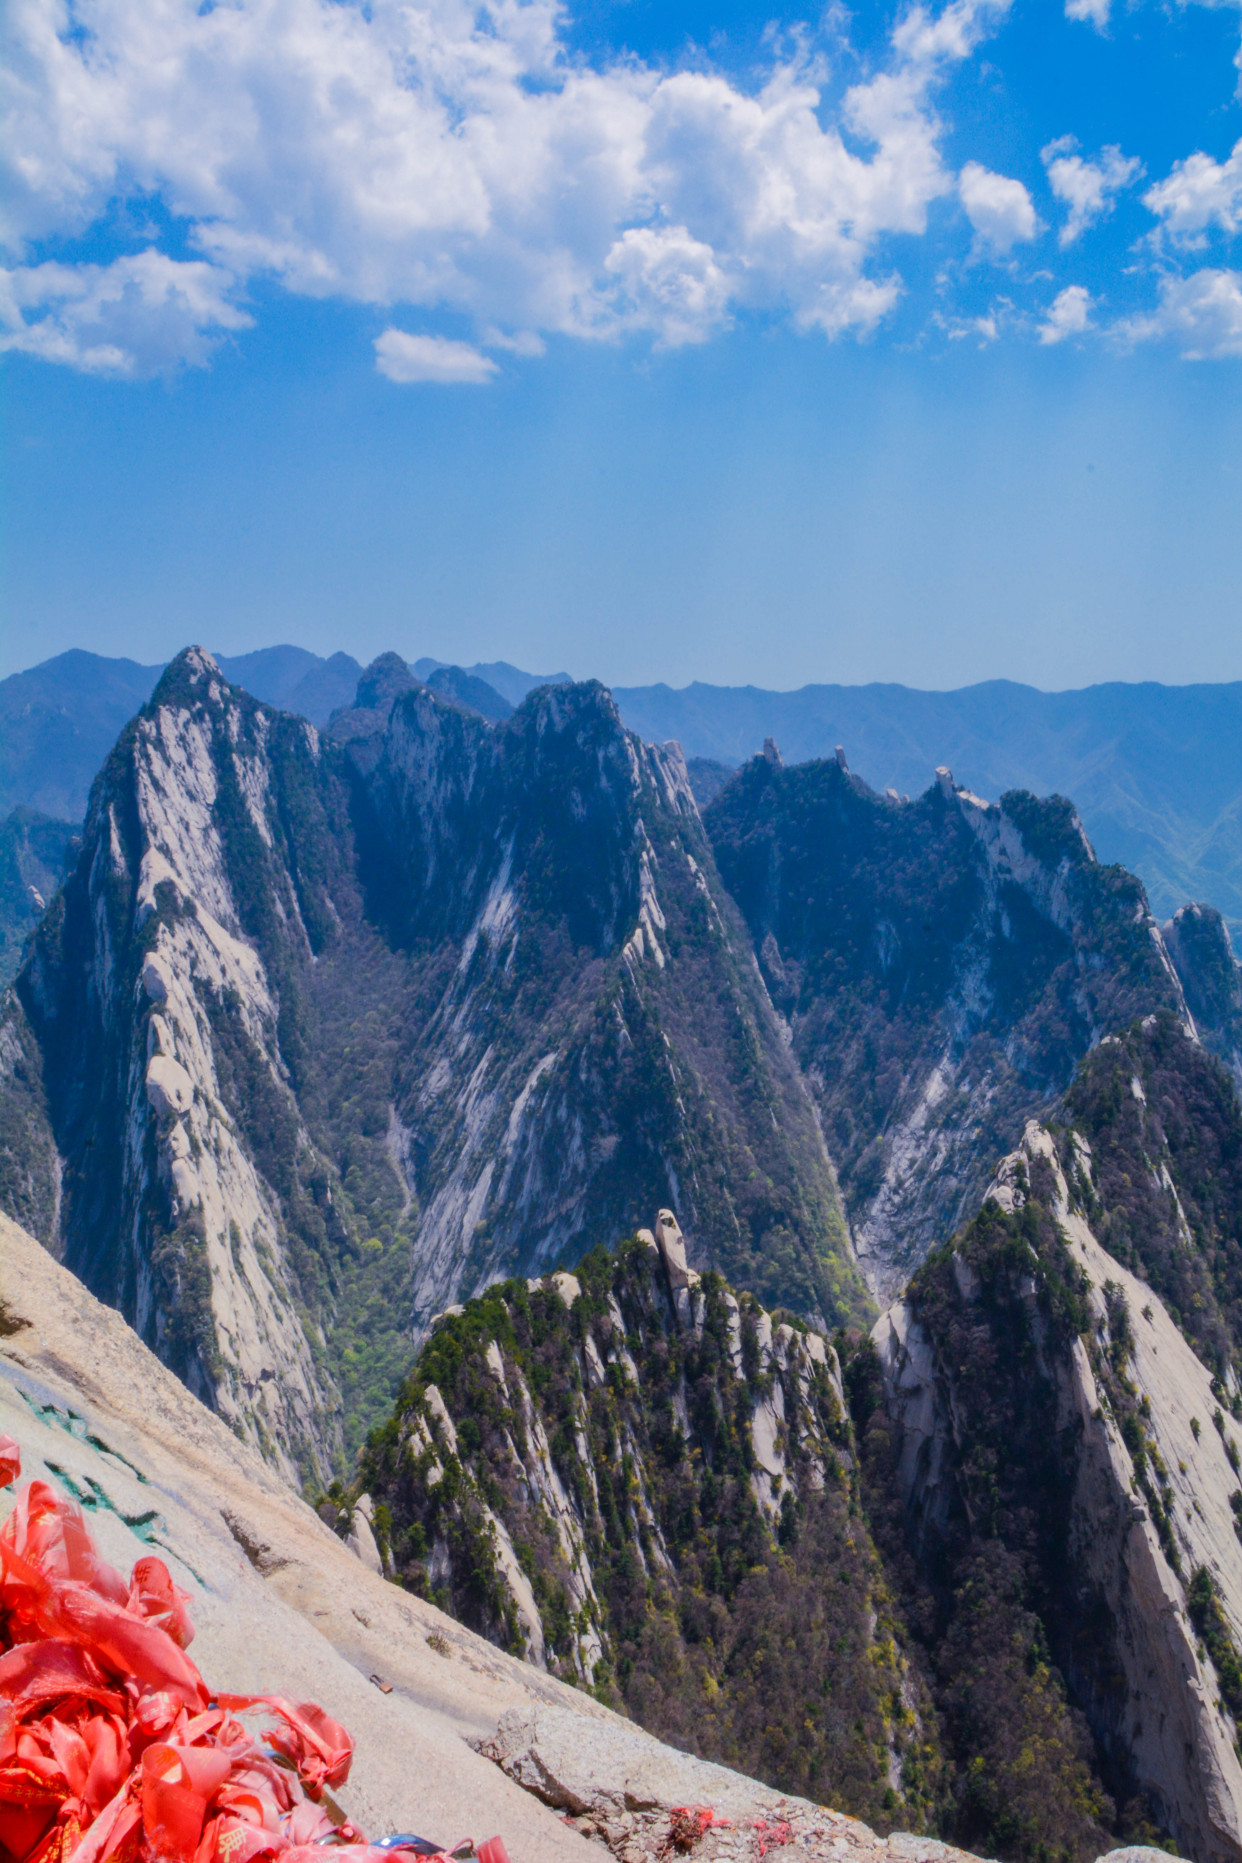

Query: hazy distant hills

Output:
[7, 647, 1242, 937]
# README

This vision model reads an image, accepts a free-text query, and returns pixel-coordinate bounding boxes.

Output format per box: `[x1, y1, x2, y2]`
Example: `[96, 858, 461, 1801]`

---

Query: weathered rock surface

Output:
[874, 1107, 1242, 1863]
[481, 1705, 985, 1863]
[706, 756, 1200, 1299]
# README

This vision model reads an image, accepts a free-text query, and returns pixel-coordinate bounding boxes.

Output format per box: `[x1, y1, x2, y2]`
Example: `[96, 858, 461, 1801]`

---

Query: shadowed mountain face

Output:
[613, 679, 1242, 938]
[0, 808, 78, 986]
[422, 665, 514, 721]
[1, 649, 861, 1480]
[704, 754, 1201, 1297]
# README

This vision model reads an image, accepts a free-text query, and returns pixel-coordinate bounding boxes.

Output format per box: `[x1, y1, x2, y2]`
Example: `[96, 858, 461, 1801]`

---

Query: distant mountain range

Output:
[5, 649, 1242, 941]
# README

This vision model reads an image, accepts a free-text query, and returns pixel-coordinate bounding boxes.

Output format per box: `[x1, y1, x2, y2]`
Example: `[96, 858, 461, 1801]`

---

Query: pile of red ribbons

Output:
[0, 1439, 507, 1863]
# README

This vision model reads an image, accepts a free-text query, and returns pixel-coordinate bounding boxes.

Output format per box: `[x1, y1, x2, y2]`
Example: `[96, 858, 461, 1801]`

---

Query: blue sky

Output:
[3, 0, 1242, 689]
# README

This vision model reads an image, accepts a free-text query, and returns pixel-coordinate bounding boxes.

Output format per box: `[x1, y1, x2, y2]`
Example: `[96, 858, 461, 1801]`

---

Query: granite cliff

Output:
[704, 752, 1221, 1297]
[862, 1014, 1242, 1863]
[358, 1209, 941, 1834]
[354, 1015, 1242, 1863]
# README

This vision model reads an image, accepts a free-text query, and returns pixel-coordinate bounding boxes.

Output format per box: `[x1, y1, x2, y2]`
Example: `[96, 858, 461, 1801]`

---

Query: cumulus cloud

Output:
[1038, 283, 1092, 343]
[1123, 269, 1242, 357]
[602, 225, 732, 346]
[0, 0, 1011, 373]
[374, 330, 499, 382]
[1041, 139, 1142, 244]
[958, 162, 1038, 253]
[1063, 0, 1110, 33]
[0, 250, 248, 374]
[1144, 140, 1242, 243]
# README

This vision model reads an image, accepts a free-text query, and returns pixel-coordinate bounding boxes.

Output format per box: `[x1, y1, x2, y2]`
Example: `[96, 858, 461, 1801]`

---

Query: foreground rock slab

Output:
[481, 1707, 987, 1863]
[0, 1212, 600, 1861]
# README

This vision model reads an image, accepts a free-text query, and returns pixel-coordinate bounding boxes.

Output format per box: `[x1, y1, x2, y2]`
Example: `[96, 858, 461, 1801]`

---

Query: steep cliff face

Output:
[0, 808, 77, 986]
[706, 756, 1191, 1297]
[1163, 901, 1242, 1086]
[335, 673, 860, 1334]
[16, 648, 356, 1481]
[359, 1213, 942, 1833]
[867, 1021, 1242, 1863]
[2, 649, 863, 1480]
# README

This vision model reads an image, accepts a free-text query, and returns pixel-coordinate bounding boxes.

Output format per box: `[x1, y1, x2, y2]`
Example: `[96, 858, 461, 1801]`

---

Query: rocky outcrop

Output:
[362, 1220, 940, 1834]
[706, 758, 1193, 1299]
[481, 1705, 986, 1863]
[872, 1095, 1242, 1863]
[1162, 902, 1242, 1087]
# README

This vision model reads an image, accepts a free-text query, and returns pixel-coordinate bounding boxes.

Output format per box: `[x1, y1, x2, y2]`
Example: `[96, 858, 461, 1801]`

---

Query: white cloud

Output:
[1144, 140, 1242, 243]
[1041, 139, 1142, 244]
[1038, 283, 1092, 343]
[942, 308, 1002, 342]
[374, 329, 498, 382]
[0, 249, 248, 374]
[958, 161, 1038, 253]
[482, 328, 546, 356]
[602, 224, 732, 346]
[1123, 269, 1242, 357]
[1064, 0, 1110, 34]
[0, 0, 1011, 372]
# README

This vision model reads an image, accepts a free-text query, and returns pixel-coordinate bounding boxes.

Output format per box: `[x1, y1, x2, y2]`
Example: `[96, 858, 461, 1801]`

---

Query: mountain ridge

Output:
[9, 647, 1242, 939]
[351, 1011, 1242, 1863]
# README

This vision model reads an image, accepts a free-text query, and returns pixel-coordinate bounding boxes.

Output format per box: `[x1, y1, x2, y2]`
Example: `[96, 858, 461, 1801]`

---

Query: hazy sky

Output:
[3, 0, 1242, 689]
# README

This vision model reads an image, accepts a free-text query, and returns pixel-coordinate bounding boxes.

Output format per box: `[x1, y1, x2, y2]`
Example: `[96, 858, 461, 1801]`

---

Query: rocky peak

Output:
[360, 1225, 935, 1831]
[356, 651, 418, 712]
[149, 644, 227, 707]
[1162, 900, 1242, 1082]
[325, 653, 423, 769]
[705, 760, 1189, 1297]
[870, 1045, 1242, 1863]
[3, 660, 864, 1477]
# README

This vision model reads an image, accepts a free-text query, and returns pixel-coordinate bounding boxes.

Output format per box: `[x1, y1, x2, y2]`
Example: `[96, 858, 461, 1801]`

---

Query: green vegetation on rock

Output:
[361, 1232, 940, 1832]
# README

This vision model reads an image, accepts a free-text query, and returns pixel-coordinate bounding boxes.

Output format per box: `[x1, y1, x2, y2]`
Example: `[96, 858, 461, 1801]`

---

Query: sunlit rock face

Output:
[872, 1016, 1242, 1863]
[5, 649, 861, 1479]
